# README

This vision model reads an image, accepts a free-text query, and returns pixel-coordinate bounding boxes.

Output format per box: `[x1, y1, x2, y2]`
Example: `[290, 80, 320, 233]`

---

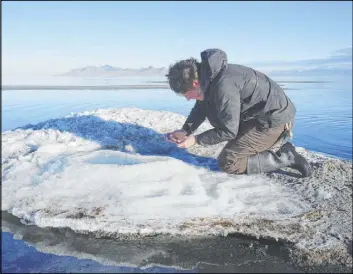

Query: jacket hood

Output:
[199, 49, 228, 92]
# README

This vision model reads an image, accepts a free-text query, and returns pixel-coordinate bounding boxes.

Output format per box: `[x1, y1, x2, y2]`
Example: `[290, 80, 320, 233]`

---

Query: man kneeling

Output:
[166, 49, 312, 177]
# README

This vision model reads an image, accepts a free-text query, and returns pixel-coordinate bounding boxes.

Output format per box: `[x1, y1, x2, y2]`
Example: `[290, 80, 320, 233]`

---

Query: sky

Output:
[2, 1, 352, 76]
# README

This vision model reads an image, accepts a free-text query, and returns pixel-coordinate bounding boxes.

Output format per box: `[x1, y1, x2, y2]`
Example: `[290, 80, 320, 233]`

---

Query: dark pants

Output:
[217, 121, 286, 174]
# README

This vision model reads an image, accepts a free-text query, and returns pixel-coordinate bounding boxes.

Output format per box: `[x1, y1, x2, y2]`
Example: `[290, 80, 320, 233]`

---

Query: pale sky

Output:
[3, 1, 352, 77]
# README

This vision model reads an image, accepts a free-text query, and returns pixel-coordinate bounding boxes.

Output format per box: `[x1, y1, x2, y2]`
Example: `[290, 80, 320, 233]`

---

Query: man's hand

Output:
[177, 134, 196, 149]
[166, 129, 187, 144]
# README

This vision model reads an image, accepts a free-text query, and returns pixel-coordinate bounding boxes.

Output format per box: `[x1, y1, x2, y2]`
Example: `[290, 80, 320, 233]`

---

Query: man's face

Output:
[183, 80, 204, 101]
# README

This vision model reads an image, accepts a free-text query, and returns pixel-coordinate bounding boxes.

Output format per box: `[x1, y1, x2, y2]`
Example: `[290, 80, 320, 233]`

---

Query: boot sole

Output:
[292, 154, 312, 177]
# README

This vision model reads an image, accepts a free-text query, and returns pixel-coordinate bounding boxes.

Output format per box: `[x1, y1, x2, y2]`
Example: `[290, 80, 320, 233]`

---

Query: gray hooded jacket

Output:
[182, 49, 296, 146]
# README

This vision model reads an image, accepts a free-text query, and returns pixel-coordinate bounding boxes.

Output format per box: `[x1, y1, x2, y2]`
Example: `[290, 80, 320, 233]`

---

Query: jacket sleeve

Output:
[195, 80, 241, 146]
[182, 100, 207, 135]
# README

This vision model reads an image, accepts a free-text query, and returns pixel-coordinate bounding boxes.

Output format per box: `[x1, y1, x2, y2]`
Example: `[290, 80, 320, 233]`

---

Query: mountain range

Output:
[59, 47, 351, 78]
[58, 65, 168, 77]
[58, 65, 352, 78]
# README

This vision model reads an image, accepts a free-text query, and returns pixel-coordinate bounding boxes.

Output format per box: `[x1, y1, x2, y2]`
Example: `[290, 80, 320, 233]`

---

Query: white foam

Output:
[2, 108, 310, 237]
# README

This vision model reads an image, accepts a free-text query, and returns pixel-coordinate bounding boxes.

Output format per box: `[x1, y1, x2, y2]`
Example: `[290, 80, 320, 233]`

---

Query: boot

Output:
[247, 142, 312, 177]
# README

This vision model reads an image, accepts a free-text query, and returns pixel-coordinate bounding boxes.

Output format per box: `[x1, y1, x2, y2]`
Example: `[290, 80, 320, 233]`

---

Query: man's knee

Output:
[217, 152, 247, 174]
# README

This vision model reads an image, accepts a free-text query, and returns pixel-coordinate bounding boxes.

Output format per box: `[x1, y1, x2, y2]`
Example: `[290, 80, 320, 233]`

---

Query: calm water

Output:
[2, 75, 352, 159]
[1, 74, 352, 272]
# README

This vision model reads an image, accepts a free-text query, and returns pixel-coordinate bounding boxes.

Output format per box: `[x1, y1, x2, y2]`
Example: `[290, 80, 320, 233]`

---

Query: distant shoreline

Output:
[1, 81, 326, 91]
[1, 85, 170, 91]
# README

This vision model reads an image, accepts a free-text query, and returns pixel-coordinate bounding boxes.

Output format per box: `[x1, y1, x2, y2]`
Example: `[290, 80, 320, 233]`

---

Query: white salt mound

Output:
[2, 107, 352, 266]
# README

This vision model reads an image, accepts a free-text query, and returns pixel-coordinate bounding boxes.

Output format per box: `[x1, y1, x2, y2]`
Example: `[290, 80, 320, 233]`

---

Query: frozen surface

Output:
[2, 108, 352, 267]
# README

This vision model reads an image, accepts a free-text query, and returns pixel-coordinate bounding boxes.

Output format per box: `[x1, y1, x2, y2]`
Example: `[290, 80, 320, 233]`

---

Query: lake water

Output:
[1, 74, 352, 272]
[2, 75, 352, 159]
